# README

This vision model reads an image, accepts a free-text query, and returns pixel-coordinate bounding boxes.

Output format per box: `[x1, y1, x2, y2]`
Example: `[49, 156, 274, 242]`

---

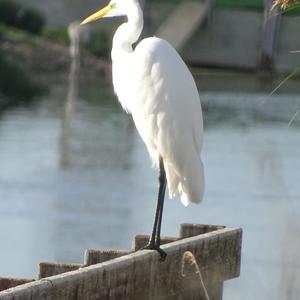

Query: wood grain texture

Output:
[180, 223, 226, 238]
[133, 235, 178, 251]
[0, 278, 35, 292]
[0, 227, 242, 300]
[84, 249, 131, 266]
[38, 262, 83, 280]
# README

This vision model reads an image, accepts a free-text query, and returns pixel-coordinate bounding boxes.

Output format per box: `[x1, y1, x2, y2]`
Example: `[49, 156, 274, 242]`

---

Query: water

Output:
[0, 75, 300, 299]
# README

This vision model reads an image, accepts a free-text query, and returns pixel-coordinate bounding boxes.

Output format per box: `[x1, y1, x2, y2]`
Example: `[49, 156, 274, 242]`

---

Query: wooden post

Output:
[180, 223, 226, 238]
[84, 249, 131, 266]
[38, 262, 82, 279]
[261, 0, 280, 70]
[0, 278, 34, 292]
[0, 226, 242, 300]
[84, 236, 177, 265]
[133, 235, 177, 251]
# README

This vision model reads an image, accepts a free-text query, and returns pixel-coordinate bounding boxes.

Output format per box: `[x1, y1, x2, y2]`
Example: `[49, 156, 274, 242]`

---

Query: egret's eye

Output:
[110, 2, 116, 9]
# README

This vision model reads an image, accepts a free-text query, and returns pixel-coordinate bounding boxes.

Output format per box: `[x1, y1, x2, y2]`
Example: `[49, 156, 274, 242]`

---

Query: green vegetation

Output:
[43, 28, 70, 44]
[0, 50, 44, 104]
[0, 0, 45, 34]
[215, 0, 264, 10]
[0, 24, 44, 105]
[85, 29, 110, 58]
[0, 2, 46, 107]
[0, 23, 37, 45]
[43, 27, 111, 58]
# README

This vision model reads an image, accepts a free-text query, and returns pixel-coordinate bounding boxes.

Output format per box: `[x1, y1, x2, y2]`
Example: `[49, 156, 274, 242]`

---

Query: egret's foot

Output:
[141, 243, 167, 261]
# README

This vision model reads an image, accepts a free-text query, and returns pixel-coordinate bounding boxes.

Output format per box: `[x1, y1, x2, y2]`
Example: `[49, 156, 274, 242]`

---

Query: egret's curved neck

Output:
[111, 4, 143, 59]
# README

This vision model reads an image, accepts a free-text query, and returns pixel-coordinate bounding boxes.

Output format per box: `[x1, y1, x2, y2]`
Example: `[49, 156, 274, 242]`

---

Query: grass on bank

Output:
[0, 50, 44, 104]
[0, 0, 45, 34]
[0, 24, 44, 104]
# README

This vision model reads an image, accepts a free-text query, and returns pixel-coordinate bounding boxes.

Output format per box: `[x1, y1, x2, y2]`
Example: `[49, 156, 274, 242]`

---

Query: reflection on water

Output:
[0, 76, 299, 299]
[60, 21, 81, 168]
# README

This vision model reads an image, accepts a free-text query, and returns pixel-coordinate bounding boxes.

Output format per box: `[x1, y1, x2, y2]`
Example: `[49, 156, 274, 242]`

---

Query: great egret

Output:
[82, 0, 204, 259]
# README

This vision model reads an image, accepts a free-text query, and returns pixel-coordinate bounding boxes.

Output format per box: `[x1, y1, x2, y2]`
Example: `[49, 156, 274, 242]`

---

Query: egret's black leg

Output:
[149, 158, 166, 245]
[142, 157, 167, 260]
[155, 172, 167, 247]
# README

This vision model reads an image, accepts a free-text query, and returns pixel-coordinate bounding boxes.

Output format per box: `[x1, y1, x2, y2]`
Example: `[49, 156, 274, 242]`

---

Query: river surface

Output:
[0, 73, 300, 300]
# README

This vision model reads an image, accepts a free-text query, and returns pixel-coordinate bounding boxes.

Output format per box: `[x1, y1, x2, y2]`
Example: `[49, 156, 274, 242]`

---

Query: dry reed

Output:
[272, 0, 298, 10]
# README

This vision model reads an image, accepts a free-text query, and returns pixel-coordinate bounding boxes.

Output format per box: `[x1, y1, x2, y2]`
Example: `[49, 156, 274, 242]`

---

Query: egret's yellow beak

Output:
[81, 4, 112, 25]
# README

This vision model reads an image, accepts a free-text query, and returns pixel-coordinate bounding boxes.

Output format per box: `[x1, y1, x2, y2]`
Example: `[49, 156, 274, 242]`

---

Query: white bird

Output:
[81, 0, 204, 259]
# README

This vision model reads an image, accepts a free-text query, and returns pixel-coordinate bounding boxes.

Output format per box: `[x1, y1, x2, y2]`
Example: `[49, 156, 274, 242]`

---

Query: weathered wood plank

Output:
[84, 249, 131, 265]
[155, 1, 211, 51]
[180, 223, 226, 238]
[0, 278, 35, 292]
[38, 262, 83, 279]
[133, 235, 177, 251]
[0, 227, 242, 300]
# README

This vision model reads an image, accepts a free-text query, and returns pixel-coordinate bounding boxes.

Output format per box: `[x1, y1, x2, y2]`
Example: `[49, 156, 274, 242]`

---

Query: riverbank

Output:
[3, 1, 300, 76]
[0, 18, 299, 110]
[0, 25, 111, 85]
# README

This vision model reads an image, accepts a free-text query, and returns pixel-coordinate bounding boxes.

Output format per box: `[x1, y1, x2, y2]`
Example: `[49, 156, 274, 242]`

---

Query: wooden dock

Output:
[0, 224, 242, 300]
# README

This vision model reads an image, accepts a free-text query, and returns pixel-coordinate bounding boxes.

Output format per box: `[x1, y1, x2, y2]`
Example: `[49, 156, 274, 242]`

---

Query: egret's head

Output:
[81, 0, 139, 25]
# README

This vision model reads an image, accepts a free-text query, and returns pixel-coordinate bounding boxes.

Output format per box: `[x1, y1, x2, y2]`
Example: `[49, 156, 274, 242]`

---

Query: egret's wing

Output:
[131, 37, 204, 204]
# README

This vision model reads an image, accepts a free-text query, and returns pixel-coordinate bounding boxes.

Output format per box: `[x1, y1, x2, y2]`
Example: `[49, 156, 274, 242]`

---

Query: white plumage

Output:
[82, 0, 204, 206]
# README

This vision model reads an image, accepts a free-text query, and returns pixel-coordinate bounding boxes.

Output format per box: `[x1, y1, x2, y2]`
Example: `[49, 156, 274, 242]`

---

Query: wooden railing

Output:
[0, 224, 242, 300]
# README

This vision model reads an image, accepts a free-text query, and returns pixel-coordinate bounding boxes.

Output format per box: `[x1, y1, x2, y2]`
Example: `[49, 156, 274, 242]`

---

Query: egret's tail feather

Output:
[165, 158, 205, 206]
[165, 162, 179, 199]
